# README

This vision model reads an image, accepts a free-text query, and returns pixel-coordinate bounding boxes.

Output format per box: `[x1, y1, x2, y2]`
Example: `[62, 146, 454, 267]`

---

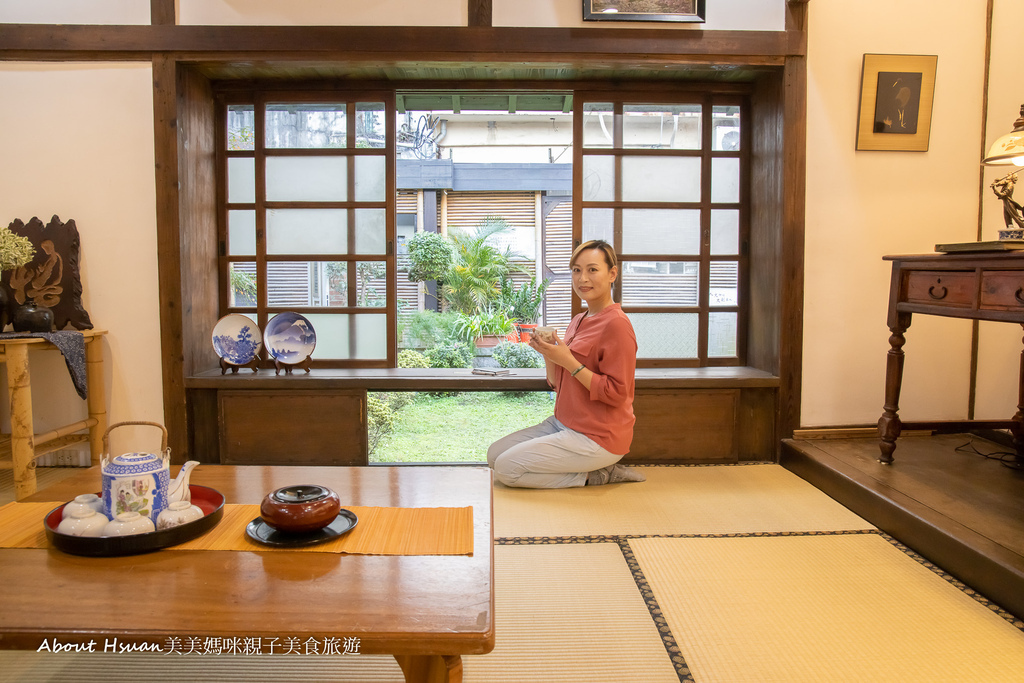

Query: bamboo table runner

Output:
[0, 502, 473, 556]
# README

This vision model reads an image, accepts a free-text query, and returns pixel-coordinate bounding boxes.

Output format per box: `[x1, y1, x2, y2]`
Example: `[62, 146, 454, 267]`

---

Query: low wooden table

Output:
[0, 465, 494, 683]
[878, 252, 1024, 464]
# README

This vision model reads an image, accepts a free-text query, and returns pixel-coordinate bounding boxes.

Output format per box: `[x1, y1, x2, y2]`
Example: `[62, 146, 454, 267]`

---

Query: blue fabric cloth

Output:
[1, 331, 87, 399]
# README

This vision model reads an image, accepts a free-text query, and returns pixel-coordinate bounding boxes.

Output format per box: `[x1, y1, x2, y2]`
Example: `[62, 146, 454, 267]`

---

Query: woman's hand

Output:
[529, 331, 578, 371]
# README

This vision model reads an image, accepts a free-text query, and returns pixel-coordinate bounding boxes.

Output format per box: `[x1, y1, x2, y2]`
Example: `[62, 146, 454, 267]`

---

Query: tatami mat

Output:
[2, 543, 675, 683]
[463, 543, 679, 682]
[494, 464, 874, 538]
[630, 534, 1024, 683]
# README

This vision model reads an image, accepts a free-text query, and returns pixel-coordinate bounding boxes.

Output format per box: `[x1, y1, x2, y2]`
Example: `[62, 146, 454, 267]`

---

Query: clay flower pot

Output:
[260, 484, 341, 533]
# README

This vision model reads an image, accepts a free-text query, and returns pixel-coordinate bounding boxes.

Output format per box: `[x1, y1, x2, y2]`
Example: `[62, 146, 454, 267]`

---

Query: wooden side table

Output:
[878, 253, 1024, 464]
[0, 330, 107, 499]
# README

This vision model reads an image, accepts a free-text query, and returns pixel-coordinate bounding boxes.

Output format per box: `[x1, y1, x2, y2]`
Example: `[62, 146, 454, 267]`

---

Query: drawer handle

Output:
[928, 285, 948, 300]
[1016, 287, 1024, 305]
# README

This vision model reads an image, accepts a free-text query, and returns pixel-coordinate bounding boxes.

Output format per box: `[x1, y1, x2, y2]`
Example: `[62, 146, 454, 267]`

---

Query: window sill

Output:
[186, 366, 780, 391]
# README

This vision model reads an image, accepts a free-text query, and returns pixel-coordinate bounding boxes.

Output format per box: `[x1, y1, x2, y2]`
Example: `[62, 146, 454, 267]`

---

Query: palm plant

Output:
[442, 217, 527, 315]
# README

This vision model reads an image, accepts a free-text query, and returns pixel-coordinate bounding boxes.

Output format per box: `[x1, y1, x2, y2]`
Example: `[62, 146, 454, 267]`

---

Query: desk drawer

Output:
[980, 270, 1024, 310]
[905, 270, 976, 307]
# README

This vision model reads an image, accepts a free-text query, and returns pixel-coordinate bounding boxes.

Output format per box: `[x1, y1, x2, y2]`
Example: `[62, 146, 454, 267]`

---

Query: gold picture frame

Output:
[856, 54, 938, 152]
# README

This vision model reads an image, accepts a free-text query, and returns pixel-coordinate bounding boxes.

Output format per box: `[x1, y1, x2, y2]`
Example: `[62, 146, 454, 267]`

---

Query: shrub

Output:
[407, 232, 453, 283]
[402, 311, 462, 349]
[424, 341, 473, 369]
[367, 395, 396, 455]
[492, 341, 544, 369]
[397, 349, 430, 368]
[452, 309, 515, 344]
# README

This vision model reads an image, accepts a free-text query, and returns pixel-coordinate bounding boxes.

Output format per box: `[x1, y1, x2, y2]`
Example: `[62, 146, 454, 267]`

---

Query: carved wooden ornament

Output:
[2, 215, 93, 331]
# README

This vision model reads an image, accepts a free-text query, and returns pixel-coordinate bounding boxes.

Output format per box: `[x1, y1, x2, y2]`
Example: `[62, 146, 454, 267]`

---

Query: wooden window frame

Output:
[574, 89, 751, 368]
[215, 89, 398, 368]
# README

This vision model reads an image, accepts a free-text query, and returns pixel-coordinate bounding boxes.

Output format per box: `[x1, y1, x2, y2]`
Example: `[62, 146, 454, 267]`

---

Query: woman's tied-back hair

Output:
[570, 239, 618, 270]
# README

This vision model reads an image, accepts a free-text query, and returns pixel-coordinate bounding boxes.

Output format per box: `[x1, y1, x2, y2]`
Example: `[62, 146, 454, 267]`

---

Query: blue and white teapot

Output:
[100, 421, 199, 522]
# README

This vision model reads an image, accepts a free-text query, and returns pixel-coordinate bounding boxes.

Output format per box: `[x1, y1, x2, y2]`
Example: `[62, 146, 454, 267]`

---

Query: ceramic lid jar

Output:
[260, 485, 341, 533]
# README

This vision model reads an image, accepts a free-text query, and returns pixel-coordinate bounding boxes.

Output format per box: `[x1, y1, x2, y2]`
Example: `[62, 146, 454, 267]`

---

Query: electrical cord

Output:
[954, 436, 1023, 469]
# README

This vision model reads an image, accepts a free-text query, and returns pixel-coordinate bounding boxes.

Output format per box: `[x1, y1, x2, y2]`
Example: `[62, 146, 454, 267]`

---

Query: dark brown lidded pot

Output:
[259, 485, 341, 533]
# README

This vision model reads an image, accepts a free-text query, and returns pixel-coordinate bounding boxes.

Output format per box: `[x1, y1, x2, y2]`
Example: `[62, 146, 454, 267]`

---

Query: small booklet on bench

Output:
[471, 368, 511, 376]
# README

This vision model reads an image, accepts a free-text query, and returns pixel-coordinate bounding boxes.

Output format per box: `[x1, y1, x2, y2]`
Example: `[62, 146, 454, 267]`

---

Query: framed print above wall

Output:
[856, 54, 938, 152]
[583, 0, 706, 23]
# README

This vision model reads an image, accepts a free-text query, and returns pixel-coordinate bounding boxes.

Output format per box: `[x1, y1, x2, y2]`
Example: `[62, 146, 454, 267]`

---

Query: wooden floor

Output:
[781, 433, 1024, 620]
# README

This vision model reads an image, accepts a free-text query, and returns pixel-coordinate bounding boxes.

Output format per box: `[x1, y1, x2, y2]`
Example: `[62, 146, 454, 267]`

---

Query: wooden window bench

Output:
[185, 367, 780, 466]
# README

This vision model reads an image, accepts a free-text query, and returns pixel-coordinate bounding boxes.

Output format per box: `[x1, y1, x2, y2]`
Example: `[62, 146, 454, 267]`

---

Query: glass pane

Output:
[621, 262, 699, 307]
[622, 156, 701, 203]
[582, 102, 614, 148]
[265, 103, 346, 149]
[627, 312, 699, 359]
[304, 313, 387, 360]
[711, 157, 740, 204]
[355, 261, 387, 307]
[227, 105, 255, 151]
[711, 210, 739, 255]
[228, 262, 257, 308]
[228, 210, 255, 256]
[622, 209, 700, 255]
[582, 208, 614, 244]
[709, 261, 739, 307]
[582, 155, 615, 201]
[228, 157, 255, 203]
[267, 261, 314, 307]
[709, 312, 738, 357]
[355, 209, 387, 254]
[712, 105, 741, 151]
[356, 103, 386, 148]
[267, 209, 347, 255]
[354, 155, 386, 202]
[266, 157, 347, 201]
[623, 104, 701, 150]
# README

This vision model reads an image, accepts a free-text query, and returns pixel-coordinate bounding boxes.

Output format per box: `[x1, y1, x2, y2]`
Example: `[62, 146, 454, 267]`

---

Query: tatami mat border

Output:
[616, 537, 695, 683]
[496, 530, 1024, 634]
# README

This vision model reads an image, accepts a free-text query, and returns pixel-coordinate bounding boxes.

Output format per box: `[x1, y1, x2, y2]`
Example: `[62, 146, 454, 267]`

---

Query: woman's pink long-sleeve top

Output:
[552, 303, 637, 455]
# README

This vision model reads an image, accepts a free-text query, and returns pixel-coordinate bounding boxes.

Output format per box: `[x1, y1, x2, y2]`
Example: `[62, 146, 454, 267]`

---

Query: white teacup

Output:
[534, 326, 557, 343]
[62, 493, 105, 520]
[57, 509, 109, 537]
[156, 501, 204, 530]
[103, 511, 156, 537]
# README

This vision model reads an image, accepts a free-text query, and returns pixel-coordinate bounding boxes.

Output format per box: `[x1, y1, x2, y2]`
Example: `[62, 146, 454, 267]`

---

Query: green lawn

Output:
[370, 392, 555, 463]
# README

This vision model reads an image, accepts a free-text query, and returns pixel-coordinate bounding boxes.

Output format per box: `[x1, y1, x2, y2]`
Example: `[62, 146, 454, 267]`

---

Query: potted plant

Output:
[454, 309, 516, 349]
[0, 225, 36, 331]
[501, 275, 551, 342]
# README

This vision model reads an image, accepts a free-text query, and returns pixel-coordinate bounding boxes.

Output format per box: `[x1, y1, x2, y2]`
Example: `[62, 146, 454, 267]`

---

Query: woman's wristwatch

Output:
[570, 364, 586, 377]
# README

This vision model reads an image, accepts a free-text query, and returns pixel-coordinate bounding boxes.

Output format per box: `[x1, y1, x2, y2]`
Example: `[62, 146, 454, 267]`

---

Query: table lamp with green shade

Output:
[983, 104, 1024, 240]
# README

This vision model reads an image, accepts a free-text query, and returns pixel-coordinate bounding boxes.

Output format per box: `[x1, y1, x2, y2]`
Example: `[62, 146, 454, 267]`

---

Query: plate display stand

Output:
[274, 356, 311, 375]
[220, 356, 259, 375]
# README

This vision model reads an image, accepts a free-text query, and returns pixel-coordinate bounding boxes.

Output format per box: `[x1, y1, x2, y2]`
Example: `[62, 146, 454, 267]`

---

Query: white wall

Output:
[0, 64, 164, 452]
[802, 1, 991, 426]
[975, 0, 1024, 420]
[0, 0, 148, 24]
[179, 0, 467, 26]
[494, 0, 784, 31]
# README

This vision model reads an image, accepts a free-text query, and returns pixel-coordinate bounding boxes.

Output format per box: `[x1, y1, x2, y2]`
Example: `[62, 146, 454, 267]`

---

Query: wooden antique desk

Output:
[0, 465, 494, 683]
[878, 251, 1024, 464]
[0, 330, 107, 500]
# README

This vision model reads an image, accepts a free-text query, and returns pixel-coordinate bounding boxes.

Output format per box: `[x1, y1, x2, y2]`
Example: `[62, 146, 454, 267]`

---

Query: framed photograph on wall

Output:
[583, 0, 706, 23]
[856, 54, 938, 152]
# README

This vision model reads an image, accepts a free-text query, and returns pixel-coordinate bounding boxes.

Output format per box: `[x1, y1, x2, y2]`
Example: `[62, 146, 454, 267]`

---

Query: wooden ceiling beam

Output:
[0, 24, 803, 62]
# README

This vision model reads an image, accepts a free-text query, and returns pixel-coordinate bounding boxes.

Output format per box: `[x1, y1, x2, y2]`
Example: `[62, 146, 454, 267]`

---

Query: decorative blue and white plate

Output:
[264, 312, 316, 364]
[211, 314, 262, 365]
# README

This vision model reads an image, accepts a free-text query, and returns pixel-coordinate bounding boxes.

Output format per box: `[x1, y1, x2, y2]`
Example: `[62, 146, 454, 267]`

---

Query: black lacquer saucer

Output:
[245, 509, 358, 548]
